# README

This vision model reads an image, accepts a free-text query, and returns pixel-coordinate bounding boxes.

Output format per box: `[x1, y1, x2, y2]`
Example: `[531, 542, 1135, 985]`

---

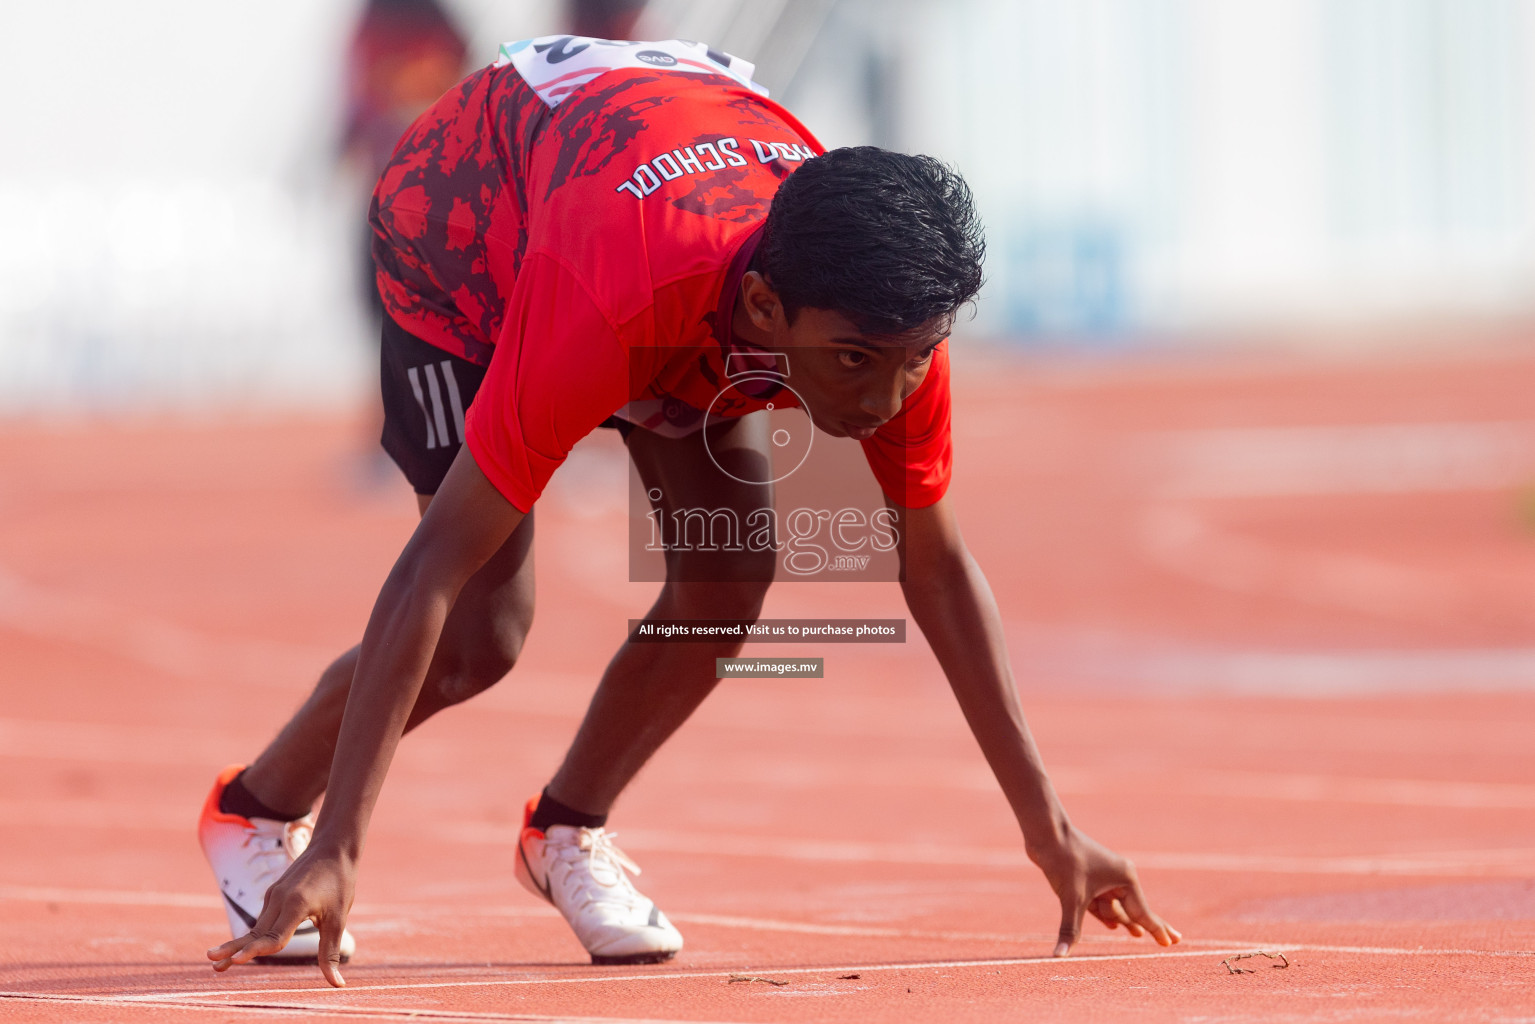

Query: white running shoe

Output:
[198, 765, 357, 965]
[515, 798, 683, 965]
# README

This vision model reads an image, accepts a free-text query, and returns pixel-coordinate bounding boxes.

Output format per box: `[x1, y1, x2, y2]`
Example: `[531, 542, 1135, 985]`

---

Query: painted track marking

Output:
[87, 947, 1293, 1002]
[60, 941, 1535, 1006]
[0, 991, 735, 1023]
[5, 943, 1531, 1016]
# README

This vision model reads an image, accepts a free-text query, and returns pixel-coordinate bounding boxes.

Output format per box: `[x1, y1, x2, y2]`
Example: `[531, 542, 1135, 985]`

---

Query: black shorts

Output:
[379, 317, 631, 495]
[379, 317, 487, 495]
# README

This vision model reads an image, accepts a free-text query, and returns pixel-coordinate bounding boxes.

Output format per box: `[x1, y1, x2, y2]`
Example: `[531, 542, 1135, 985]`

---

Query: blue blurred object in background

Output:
[1001, 221, 1126, 340]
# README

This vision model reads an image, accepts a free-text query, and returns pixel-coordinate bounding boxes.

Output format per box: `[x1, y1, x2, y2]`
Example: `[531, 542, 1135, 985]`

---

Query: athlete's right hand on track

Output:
[1032, 827, 1181, 958]
[206, 848, 355, 987]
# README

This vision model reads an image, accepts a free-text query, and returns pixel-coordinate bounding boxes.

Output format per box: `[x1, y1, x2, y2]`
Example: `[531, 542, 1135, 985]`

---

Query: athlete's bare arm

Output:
[894, 496, 1181, 957]
[207, 450, 525, 986]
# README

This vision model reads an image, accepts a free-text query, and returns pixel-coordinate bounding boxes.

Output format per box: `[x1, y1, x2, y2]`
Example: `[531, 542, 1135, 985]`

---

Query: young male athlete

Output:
[200, 36, 1180, 986]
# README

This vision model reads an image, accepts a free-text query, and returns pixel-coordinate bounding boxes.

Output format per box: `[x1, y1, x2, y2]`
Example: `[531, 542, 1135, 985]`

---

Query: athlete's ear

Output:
[739, 271, 785, 334]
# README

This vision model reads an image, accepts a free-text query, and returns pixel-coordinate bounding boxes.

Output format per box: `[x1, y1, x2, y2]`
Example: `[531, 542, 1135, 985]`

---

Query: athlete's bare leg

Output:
[238, 500, 536, 817]
[544, 414, 775, 815]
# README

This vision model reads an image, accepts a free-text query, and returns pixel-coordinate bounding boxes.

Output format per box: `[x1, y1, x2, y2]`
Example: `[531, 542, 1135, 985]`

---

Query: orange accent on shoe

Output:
[200, 764, 253, 828]
[521, 794, 541, 831]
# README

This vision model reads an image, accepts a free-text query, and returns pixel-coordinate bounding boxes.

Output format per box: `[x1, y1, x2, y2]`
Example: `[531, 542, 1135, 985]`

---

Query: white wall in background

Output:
[876, 0, 1534, 338]
[0, 0, 558, 412]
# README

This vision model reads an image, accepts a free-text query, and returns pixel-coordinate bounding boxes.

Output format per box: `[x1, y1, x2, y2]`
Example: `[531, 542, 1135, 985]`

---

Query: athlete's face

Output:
[735, 273, 947, 439]
[772, 309, 945, 440]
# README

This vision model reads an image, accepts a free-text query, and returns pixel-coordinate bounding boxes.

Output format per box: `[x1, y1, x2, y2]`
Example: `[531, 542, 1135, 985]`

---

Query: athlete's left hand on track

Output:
[1032, 828, 1181, 958]
[205, 848, 355, 987]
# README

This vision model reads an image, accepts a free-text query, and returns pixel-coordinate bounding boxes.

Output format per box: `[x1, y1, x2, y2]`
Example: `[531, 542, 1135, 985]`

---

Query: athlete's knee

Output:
[429, 611, 531, 707]
[312, 649, 361, 706]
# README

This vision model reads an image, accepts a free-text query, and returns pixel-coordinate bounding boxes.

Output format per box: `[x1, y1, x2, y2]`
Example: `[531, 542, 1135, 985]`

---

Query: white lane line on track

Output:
[1291, 943, 1535, 957]
[0, 992, 729, 1023]
[113, 947, 1289, 1002]
[103, 942, 1535, 1004]
[11, 944, 1534, 1011]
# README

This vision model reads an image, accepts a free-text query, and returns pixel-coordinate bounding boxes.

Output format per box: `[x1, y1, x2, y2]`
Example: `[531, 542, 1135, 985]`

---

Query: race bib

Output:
[495, 36, 768, 109]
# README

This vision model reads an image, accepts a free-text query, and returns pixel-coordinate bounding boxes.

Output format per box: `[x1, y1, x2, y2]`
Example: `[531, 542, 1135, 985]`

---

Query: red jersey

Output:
[370, 38, 953, 513]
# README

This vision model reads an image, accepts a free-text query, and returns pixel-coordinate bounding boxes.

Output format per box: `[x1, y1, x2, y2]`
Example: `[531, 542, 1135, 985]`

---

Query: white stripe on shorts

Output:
[439, 361, 466, 444]
[406, 366, 438, 450]
[423, 364, 452, 451]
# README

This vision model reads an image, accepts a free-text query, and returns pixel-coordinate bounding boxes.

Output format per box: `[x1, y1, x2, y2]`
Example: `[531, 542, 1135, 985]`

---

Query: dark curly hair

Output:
[755, 146, 986, 337]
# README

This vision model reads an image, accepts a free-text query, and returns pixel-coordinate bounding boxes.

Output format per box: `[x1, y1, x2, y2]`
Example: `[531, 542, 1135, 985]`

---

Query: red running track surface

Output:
[1, 342, 1533, 1022]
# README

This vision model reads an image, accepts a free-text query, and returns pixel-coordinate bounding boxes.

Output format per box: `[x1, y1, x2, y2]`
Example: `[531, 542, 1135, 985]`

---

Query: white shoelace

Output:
[241, 817, 312, 888]
[551, 828, 643, 910]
